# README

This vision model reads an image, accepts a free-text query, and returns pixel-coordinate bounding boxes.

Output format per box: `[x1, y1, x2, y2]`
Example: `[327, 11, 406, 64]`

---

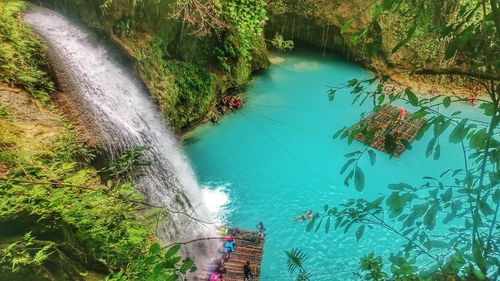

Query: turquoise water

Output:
[184, 50, 485, 280]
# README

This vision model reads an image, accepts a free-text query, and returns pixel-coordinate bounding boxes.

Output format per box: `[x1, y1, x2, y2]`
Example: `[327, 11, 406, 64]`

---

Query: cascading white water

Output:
[25, 6, 218, 268]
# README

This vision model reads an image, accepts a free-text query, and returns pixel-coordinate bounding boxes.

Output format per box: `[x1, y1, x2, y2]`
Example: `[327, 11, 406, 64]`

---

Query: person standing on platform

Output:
[243, 261, 253, 281]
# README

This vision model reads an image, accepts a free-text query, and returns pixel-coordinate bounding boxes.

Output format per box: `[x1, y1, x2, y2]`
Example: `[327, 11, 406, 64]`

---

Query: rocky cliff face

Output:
[36, 0, 269, 133]
[265, 0, 467, 92]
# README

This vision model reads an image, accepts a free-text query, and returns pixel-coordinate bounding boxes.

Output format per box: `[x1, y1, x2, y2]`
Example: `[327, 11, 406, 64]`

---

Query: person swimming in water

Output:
[295, 210, 313, 222]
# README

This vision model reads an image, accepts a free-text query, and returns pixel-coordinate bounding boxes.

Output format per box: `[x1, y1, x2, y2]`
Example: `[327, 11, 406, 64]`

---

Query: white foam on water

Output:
[201, 183, 231, 224]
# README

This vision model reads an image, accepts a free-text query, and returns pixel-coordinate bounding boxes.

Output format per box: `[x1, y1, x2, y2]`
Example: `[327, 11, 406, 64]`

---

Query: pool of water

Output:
[185, 50, 485, 280]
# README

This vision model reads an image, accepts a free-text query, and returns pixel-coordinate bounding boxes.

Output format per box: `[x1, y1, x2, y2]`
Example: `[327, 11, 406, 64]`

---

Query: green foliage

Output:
[114, 17, 134, 37]
[269, 33, 294, 51]
[52, 125, 96, 164]
[135, 37, 217, 132]
[107, 243, 196, 281]
[357, 253, 389, 281]
[321, 74, 499, 279]
[0, 1, 55, 101]
[223, 0, 268, 61]
[296, 1, 500, 279]
[355, 0, 499, 78]
[100, 146, 151, 182]
[0, 123, 192, 280]
[321, 80, 499, 280]
[0, 232, 54, 273]
[285, 249, 311, 281]
[166, 60, 216, 131]
[213, 37, 238, 73]
[1, 139, 147, 269]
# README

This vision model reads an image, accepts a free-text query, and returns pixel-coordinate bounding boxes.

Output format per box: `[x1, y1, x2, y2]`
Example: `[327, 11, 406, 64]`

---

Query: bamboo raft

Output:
[195, 228, 264, 281]
[352, 104, 427, 157]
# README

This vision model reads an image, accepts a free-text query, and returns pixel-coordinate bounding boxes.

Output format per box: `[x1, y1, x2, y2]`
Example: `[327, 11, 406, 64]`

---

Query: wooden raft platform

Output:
[195, 228, 264, 281]
[352, 104, 427, 157]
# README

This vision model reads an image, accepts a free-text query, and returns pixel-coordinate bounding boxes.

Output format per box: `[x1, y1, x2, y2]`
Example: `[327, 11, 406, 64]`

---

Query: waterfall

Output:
[25, 6, 218, 268]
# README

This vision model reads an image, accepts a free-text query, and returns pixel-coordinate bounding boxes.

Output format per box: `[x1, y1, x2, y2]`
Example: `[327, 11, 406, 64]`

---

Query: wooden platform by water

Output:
[352, 104, 427, 157]
[195, 228, 264, 281]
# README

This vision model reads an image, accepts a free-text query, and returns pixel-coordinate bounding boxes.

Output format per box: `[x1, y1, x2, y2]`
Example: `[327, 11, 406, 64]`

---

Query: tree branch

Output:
[0, 177, 215, 225]
[413, 68, 500, 81]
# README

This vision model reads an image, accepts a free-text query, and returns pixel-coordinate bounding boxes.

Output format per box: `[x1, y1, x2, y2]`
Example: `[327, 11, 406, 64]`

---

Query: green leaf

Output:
[449, 118, 468, 144]
[382, 0, 396, 9]
[348, 79, 359, 86]
[149, 243, 161, 255]
[445, 26, 473, 59]
[388, 183, 413, 191]
[425, 240, 449, 249]
[433, 143, 441, 160]
[426, 137, 437, 158]
[354, 166, 365, 192]
[341, 19, 354, 34]
[165, 243, 180, 259]
[306, 217, 315, 232]
[392, 25, 416, 53]
[433, 115, 450, 137]
[493, 189, 500, 204]
[440, 188, 452, 202]
[443, 96, 451, 108]
[151, 262, 165, 280]
[405, 88, 418, 106]
[469, 128, 487, 149]
[340, 159, 356, 175]
[324, 204, 329, 212]
[473, 269, 486, 280]
[325, 217, 331, 233]
[368, 150, 376, 166]
[179, 258, 194, 274]
[478, 197, 494, 216]
[423, 204, 437, 230]
[366, 196, 384, 210]
[479, 102, 495, 116]
[386, 192, 405, 217]
[333, 127, 346, 139]
[464, 173, 473, 188]
[403, 213, 416, 228]
[344, 169, 354, 186]
[143, 255, 157, 266]
[472, 238, 485, 268]
[355, 224, 365, 241]
[412, 109, 428, 119]
[416, 123, 431, 140]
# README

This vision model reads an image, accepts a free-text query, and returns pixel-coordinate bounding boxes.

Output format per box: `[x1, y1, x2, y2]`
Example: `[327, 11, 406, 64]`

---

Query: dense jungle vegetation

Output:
[0, 0, 499, 280]
[1, 1, 195, 280]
